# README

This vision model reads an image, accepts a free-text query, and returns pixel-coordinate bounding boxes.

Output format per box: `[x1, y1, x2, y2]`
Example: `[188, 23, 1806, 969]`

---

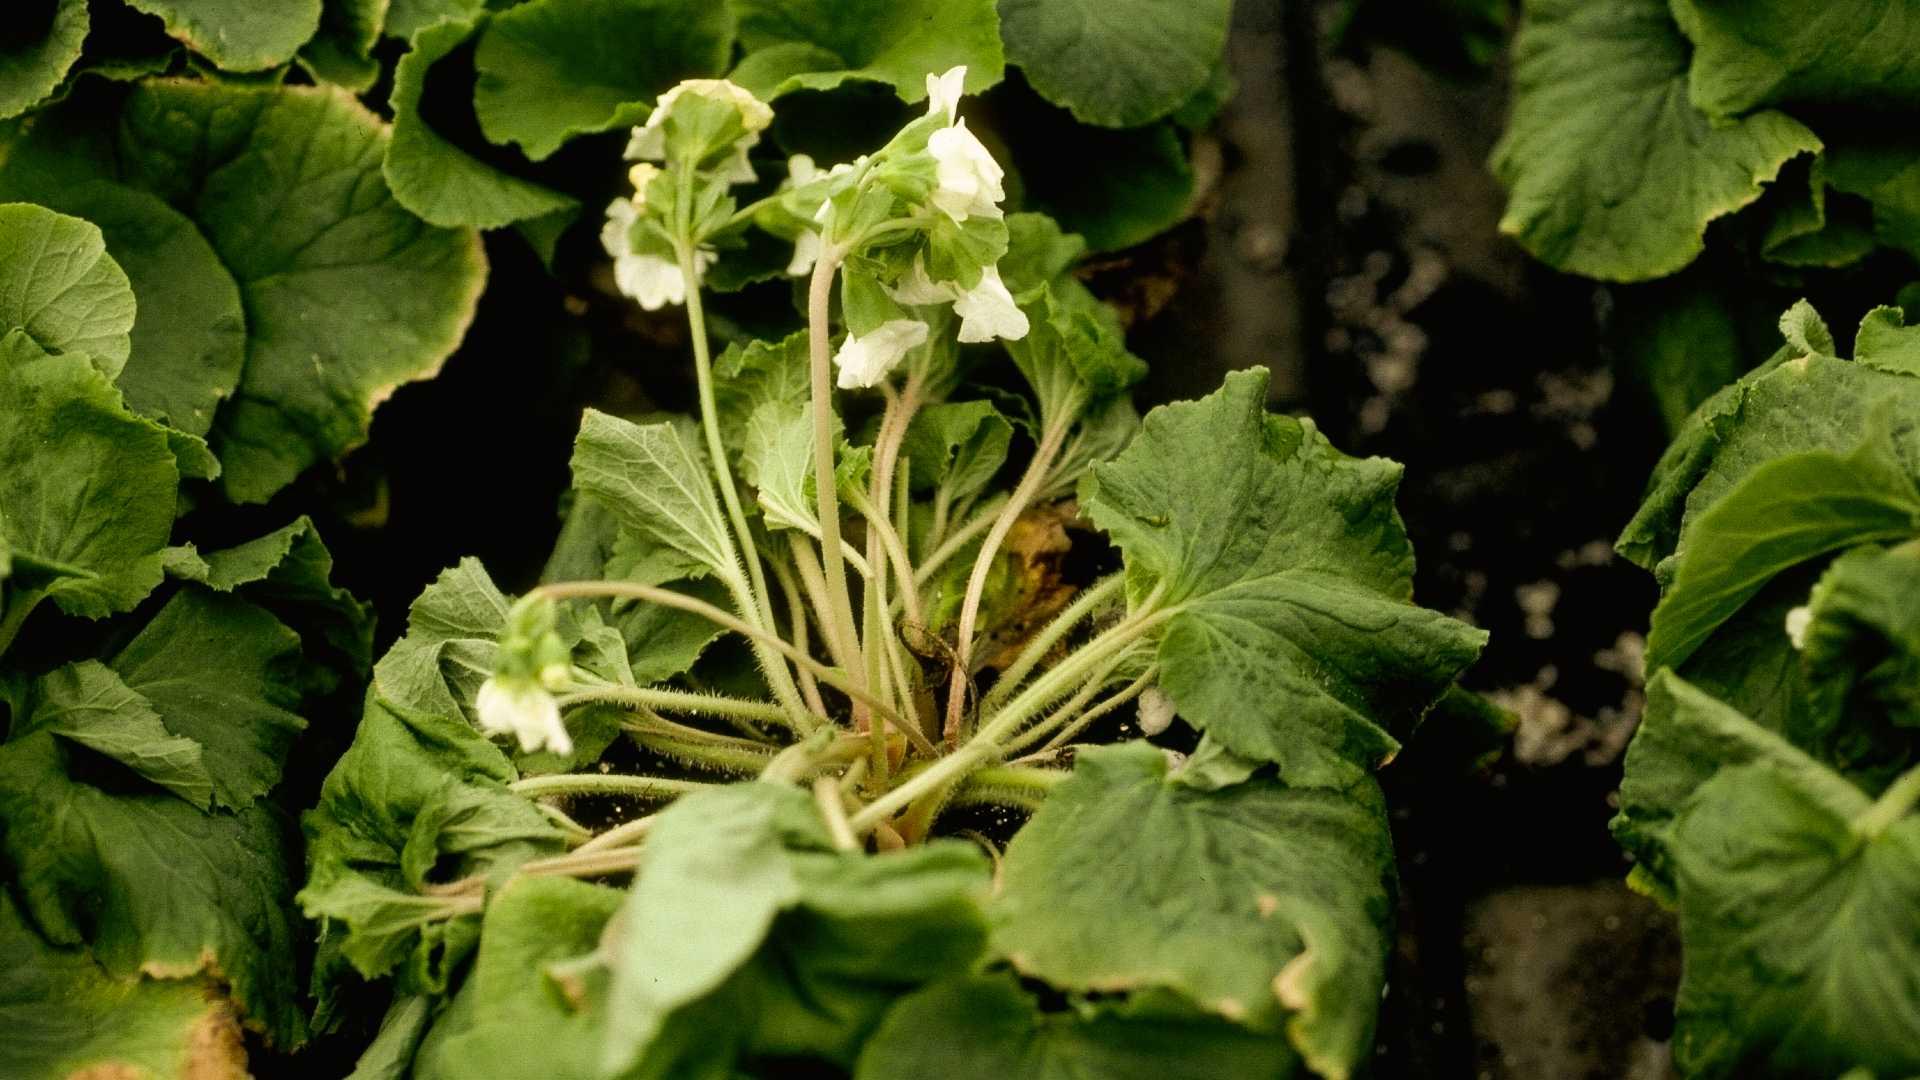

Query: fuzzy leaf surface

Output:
[1081, 368, 1486, 787]
[1490, 0, 1820, 281]
[997, 0, 1228, 127]
[473, 0, 734, 160]
[990, 742, 1394, 1077]
[0, 202, 135, 377]
[0, 335, 177, 619]
[729, 0, 1002, 102]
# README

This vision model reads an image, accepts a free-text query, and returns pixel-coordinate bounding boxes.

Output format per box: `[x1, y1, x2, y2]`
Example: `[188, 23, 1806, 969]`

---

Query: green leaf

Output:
[109, 589, 307, 810]
[1615, 275, 1751, 436]
[741, 399, 827, 534]
[600, 781, 990, 1075]
[1490, 0, 1820, 281]
[899, 400, 1012, 501]
[571, 410, 739, 583]
[1081, 369, 1487, 787]
[1005, 283, 1144, 428]
[385, 17, 580, 229]
[855, 972, 1300, 1079]
[1618, 325, 1920, 574]
[1663, 762, 1920, 1077]
[300, 0, 390, 90]
[0, 202, 136, 378]
[0, 334, 178, 619]
[346, 994, 435, 1080]
[1822, 131, 1920, 266]
[386, 0, 489, 40]
[0, 0, 86, 120]
[122, 81, 487, 502]
[998, 0, 1228, 127]
[991, 742, 1395, 1076]
[37, 182, 248, 443]
[1645, 424, 1920, 671]
[0, 891, 250, 1080]
[0, 731, 306, 1044]
[1003, 107, 1194, 252]
[713, 329, 811, 455]
[1672, 0, 1920, 119]
[730, 0, 1003, 102]
[1613, 671, 1870, 897]
[0, 83, 489, 501]
[23, 660, 214, 810]
[301, 690, 563, 997]
[472, 0, 735, 161]
[1799, 544, 1920, 778]
[124, 0, 325, 71]
[409, 877, 621, 1079]
[997, 211, 1087, 298]
[164, 515, 376, 693]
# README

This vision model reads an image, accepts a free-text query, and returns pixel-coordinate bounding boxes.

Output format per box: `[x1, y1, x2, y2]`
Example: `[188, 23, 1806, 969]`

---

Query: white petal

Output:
[886, 258, 959, 306]
[953, 266, 1029, 343]
[474, 678, 572, 756]
[600, 198, 638, 259]
[788, 153, 820, 186]
[1137, 687, 1177, 736]
[1785, 605, 1813, 649]
[834, 319, 929, 389]
[614, 253, 688, 310]
[927, 121, 1005, 222]
[787, 229, 822, 277]
[926, 66, 967, 122]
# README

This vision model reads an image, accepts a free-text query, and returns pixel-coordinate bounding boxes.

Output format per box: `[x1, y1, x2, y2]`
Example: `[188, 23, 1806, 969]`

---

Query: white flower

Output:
[886, 259, 956, 306]
[925, 66, 966, 123]
[1137, 687, 1178, 736]
[624, 79, 773, 182]
[601, 198, 706, 309]
[476, 677, 572, 756]
[1785, 605, 1813, 649]
[787, 229, 821, 277]
[951, 266, 1028, 343]
[886, 260, 1028, 343]
[834, 319, 929, 389]
[787, 153, 821, 186]
[927, 120, 1004, 222]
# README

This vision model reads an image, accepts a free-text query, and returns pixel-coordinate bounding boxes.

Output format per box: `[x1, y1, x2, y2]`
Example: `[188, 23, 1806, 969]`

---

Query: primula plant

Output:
[287, 69, 1488, 1079]
[1610, 300, 1920, 1078]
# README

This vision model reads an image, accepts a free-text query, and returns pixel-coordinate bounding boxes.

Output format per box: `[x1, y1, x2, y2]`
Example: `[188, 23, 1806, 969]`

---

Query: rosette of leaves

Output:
[302, 60, 1481, 1075]
[0, 206, 375, 1078]
[1613, 297, 1920, 1077]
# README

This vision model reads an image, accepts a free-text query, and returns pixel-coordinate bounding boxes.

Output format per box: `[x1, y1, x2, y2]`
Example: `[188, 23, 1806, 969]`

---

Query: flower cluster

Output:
[600, 79, 772, 310]
[475, 596, 574, 755]
[599, 67, 1028, 384]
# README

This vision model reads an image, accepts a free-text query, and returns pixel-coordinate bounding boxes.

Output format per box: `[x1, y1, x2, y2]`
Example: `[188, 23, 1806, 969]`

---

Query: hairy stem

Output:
[950, 765, 1068, 813]
[815, 776, 860, 850]
[1021, 668, 1156, 758]
[559, 686, 789, 727]
[767, 552, 830, 717]
[805, 244, 866, 701]
[532, 581, 929, 730]
[509, 773, 710, 800]
[1855, 762, 1920, 839]
[573, 813, 655, 856]
[980, 574, 1124, 714]
[909, 494, 1009, 588]
[676, 209, 805, 720]
[788, 534, 858, 672]
[939, 419, 1073, 743]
